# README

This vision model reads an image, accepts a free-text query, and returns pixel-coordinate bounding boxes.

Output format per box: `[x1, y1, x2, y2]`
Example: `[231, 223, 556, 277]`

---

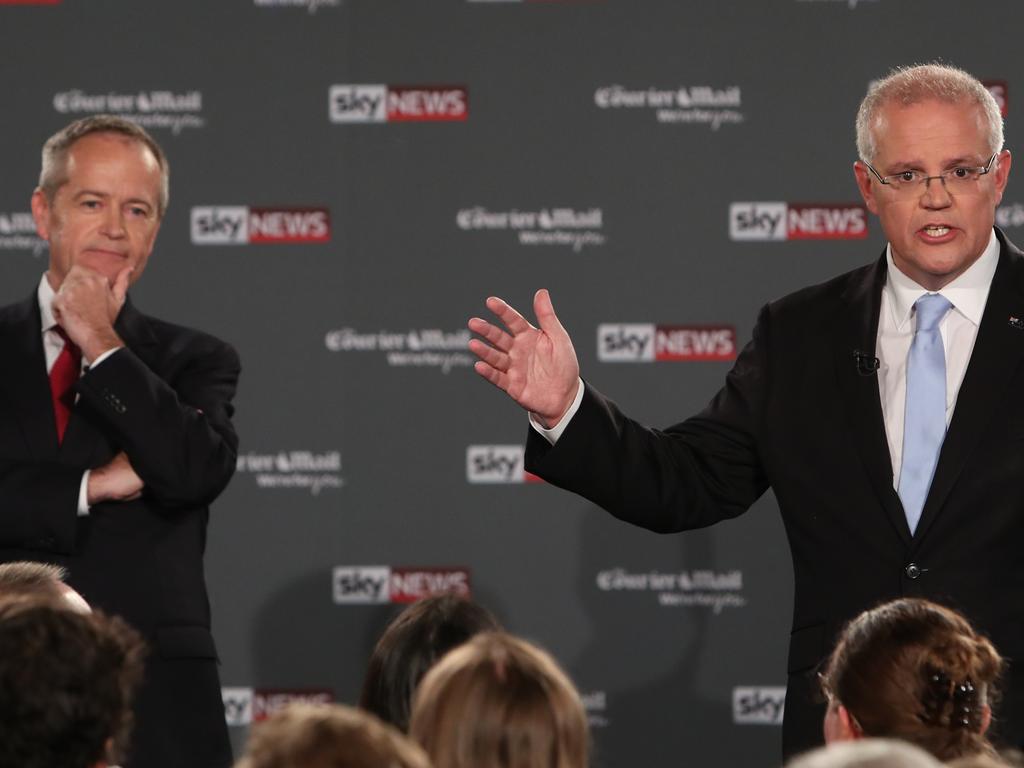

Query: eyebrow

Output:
[72, 189, 155, 210]
[882, 155, 985, 172]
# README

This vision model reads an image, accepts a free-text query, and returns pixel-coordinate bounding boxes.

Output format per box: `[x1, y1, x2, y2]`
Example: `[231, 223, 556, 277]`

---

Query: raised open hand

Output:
[468, 289, 580, 428]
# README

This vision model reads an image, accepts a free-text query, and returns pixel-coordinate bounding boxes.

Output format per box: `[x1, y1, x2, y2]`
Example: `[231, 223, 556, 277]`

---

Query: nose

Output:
[101, 206, 127, 238]
[920, 175, 952, 208]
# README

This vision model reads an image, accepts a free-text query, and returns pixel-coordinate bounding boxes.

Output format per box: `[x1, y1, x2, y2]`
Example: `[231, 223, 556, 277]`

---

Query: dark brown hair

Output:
[820, 598, 1003, 761]
[409, 632, 589, 768]
[0, 597, 145, 768]
[359, 593, 500, 731]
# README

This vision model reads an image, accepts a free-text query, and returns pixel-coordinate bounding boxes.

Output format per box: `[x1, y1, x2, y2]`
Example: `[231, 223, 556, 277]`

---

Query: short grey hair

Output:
[787, 739, 944, 768]
[38, 114, 170, 218]
[856, 63, 1003, 164]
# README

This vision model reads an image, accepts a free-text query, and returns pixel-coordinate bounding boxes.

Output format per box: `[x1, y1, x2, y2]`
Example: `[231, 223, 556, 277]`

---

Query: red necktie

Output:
[49, 327, 81, 445]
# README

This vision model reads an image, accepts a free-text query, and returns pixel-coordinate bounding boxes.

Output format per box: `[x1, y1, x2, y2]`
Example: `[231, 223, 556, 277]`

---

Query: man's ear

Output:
[30, 188, 52, 241]
[991, 149, 1012, 206]
[853, 161, 880, 216]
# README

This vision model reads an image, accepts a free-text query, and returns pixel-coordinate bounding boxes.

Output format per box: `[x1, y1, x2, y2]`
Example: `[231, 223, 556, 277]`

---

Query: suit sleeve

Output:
[76, 338, 241, 509]
[525, 305, 771, 533]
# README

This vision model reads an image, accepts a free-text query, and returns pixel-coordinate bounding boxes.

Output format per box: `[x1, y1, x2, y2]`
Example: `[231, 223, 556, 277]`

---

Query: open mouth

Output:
[918, 225, 956, 242]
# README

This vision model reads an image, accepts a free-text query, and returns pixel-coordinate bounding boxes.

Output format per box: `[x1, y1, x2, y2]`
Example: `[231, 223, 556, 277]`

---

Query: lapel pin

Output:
[1009, 316, 1024, 330]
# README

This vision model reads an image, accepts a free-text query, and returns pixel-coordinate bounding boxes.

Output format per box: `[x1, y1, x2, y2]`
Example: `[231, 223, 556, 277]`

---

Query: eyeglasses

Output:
[864, 153, 999, 197]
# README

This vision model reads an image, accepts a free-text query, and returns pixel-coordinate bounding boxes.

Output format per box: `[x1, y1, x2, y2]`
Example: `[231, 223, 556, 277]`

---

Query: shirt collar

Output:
[37, 273, 58, 334]
[884, 228, 999, 331]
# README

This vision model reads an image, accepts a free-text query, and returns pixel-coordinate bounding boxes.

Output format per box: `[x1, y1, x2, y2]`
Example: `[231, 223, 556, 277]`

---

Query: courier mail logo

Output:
[466, 445, 543, 484]
[191, 206, 330, 245]
[733, 686, 786, 725]
[598, 324, 737, 363]
[333, 566, 472, 605]
[329, 84, 468, 123]
[729, 202, 867, 241]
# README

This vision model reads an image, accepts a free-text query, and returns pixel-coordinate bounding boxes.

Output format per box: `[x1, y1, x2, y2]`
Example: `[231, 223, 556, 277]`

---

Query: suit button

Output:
[905, 563, 921, 579]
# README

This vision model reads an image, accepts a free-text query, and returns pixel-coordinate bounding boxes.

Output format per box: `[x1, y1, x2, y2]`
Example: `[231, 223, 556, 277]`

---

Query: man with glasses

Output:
[469, 63, 1020, 757]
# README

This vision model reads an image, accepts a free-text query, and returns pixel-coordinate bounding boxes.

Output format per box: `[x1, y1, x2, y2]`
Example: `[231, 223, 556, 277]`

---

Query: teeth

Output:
[924, 226, 950, 237]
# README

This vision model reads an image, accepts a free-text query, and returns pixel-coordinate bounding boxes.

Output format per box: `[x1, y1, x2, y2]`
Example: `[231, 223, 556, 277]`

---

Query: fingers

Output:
[485, 296, 533, 335]
[468, 338, 509, 372]
[111, 267, 133, 307]
[533, 288, 567, 337]
[473, 360, 510, 392]
[468, 316, 514, 352]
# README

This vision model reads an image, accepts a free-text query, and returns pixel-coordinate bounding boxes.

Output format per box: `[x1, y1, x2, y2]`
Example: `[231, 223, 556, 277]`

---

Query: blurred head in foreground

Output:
[360, 593, 501, 731]
[234, 702, 432, 768]
[0, 560, 90, 613]
[410, 631, 589, 768]
[0, 596, 145, 768]
[819, 598, 1002, 761]
[788, 738, 943, 768]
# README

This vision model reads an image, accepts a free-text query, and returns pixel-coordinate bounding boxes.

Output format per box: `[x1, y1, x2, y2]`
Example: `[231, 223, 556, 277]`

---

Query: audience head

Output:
[819, 598, 1002, 761]
[0, 597, 145, 768]
[234, 703, 432, 768]
[360, 593, 501, 731]
[787, 739, 943, 768]
[0, 560, 90, 613]
[409, 631, 589, 768]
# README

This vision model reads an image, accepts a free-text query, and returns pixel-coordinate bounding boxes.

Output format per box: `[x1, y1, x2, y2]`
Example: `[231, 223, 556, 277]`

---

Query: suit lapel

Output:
[0, 295, 60, 459]
[913, 234, 1024, 545]
[832, 254, 913, 545]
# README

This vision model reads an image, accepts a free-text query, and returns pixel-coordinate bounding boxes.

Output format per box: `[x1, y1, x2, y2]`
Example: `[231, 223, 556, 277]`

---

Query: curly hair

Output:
[0, 597, 146, 768]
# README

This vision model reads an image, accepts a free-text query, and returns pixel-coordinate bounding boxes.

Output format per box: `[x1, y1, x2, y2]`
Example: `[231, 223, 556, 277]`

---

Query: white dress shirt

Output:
[877, 229, 998, 485]
[37, 274, 123, 514]
[532, 229, 1001, 492]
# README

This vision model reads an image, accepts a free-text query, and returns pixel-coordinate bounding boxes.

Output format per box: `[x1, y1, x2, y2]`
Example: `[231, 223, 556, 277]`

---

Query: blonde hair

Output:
[409, 632, 589, 768]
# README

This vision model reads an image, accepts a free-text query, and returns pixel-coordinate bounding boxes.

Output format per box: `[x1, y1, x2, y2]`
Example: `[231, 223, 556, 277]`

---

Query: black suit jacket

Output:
[526, 229, 1024, 757]
[0, 291, 239, 768]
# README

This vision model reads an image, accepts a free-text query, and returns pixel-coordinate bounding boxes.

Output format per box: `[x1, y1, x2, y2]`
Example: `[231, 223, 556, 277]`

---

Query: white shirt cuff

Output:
[77, 471, 91, 516]
[528, 378, 585, 445]
[89, 346, 123, 368]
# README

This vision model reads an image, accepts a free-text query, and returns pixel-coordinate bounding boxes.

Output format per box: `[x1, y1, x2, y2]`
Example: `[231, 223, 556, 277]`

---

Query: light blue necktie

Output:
[898, 293, 953, 535]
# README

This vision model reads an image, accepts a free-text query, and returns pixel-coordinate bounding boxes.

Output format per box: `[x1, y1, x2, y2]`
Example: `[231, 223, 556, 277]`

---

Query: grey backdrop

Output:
[2, 1, 1023, 765]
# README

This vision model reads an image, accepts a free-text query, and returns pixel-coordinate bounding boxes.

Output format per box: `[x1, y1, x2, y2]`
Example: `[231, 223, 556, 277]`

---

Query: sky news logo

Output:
[733, 687, 786, 725]
[333, 566, 471, 605]
[191, 206, 330, 245]
[598, 324, 736, 363]
[222, 687, 333, 727]
[729, 202, 867, 241]
[329, 84, 468, 123]
[466, 445, 543, 484]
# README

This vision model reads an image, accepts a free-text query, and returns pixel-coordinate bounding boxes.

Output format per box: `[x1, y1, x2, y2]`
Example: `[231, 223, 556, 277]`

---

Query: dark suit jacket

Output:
[526, 229, 1024, 757]
[0, 291, 240, 768]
